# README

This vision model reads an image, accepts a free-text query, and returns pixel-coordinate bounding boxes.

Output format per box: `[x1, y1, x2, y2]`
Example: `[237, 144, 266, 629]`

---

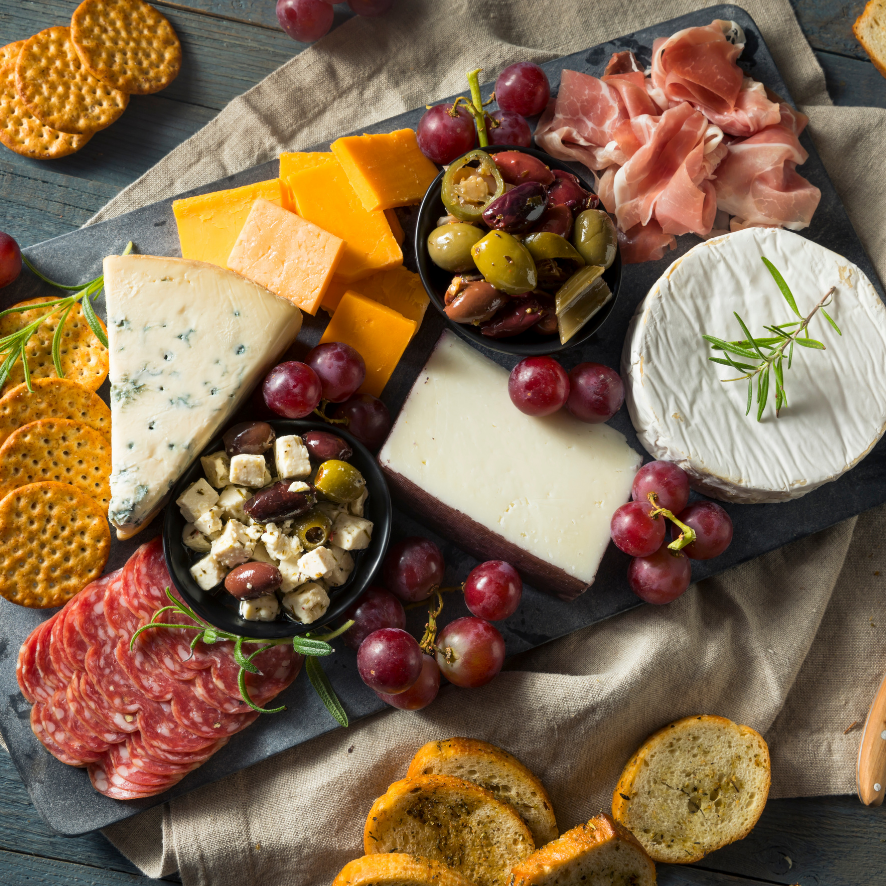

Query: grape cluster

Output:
[276, 0, 393, 45]
[610, 461, 734, 604]
[344, 538, 523, 710]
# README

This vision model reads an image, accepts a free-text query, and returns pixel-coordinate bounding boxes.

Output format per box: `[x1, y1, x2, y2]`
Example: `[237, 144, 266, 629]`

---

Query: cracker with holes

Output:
[15, 26, 128, 135]
[0, 297, 109, 395]
[71, 0, 182, 95]
[0, 41, 24, 72]
[0, 379, 110, 449]
[0, 65, 92, 160]
[0, 481, 110, 608]
[0, 419, 111, 508]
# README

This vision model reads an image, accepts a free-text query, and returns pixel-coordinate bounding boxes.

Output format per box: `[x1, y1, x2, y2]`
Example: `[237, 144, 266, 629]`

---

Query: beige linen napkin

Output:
[87, 1, 886, 883]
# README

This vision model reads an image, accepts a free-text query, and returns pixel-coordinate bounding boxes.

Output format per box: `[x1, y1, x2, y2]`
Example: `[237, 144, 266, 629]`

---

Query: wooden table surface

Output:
[0, 1, 884, 884]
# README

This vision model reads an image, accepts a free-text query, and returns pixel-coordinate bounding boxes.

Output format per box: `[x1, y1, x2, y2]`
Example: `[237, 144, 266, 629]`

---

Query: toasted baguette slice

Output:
[364, 774, 535, 886]
[406, 738, 558, 847]
[332, 853, 476, 886]
[854, 0, 886, 78]
[510, 814, 656, 886]
[611, 715, 771, 864]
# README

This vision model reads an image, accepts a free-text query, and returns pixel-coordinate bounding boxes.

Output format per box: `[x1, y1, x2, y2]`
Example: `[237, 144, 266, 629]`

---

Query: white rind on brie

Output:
[622, 228, 886, 503]
[104, 255, 303, 538]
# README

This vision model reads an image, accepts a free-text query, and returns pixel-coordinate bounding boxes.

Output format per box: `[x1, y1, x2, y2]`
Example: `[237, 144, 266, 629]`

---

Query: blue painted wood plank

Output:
[156, 0, 355, 33]
[819, 50, 886, 108]
[0, 847, 171, 885]
[791, 0, 870, 61]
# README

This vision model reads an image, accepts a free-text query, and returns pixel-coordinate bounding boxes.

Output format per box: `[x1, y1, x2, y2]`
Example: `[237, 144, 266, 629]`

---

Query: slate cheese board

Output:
[1, 4, 882, 836]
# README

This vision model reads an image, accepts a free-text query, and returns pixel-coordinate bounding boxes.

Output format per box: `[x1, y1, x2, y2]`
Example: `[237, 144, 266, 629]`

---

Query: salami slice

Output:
[40, 695, 104, 765]
[136, 698, 219, 754]
[47, 686, 110, 755]
[31, 704, 84, 768]
[192, 667, 254, 714]
[79, 672, 139, 734]
[67, 676, 127, 745]
[106, 741, 193, 788]
[64, 574, 116, 671]
[115, 637, 178, 701]
[124, 732, 207, 775]
[125, 537, 171, 621]
[34, 614, 62, 697]
[104, 577, 141, 640]
[130, 727, 226, 766]
[75, 576, 119, 651]
[170, 689, 257, 738]
[209, 641, 300, 703]
[84, 645, 146, 714]
[88, 759, 168, 799]
[16, 629, 45, 704]
[48, 608, 76, 683]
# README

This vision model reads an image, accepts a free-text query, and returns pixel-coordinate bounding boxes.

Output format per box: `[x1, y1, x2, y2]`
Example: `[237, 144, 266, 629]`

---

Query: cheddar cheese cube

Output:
[319, 291, 416, 397]
[331, 129, 439, 211]
[227, 198, 344, 315]
[287, 160, 402, 283]
[279, 152, 336, 212]
[172, 179, 282, 268]
[385, 209, 405, 245]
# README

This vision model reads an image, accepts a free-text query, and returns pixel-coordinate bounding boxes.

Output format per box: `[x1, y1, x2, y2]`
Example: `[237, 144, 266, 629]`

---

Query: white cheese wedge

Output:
[622, 228, 886, 503]
[104, 255, 303, 538]
[378, 331, 641, 599]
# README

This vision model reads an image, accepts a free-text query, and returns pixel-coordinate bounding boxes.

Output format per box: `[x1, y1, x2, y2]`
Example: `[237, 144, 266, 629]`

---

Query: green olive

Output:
[572, 210, 618, 269]
[471, 230, 537, 296]
[291, 509, 332, 551]
[522, 232, 585, 265]
[555, 265, 613, 345]
[313, 459, 366, 504]
[427, 224, 484, 273]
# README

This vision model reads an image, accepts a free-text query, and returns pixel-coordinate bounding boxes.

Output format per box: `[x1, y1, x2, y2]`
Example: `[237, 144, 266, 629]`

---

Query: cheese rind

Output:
[104, 255, 302, 538]
[378, 332, 642, 599]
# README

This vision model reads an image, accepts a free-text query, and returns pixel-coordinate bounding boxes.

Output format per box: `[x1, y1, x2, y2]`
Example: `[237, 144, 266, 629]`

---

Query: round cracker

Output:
[0, 419, 111, 509]
[0, 379, 110, 450]
[0, 481, 110, 609]
[15, 27, 128, 135]
[0, 297, 109, 395]
[0, 65, 92, 160]
[71, 0, 182, 96]
[0, 41, 25, 73]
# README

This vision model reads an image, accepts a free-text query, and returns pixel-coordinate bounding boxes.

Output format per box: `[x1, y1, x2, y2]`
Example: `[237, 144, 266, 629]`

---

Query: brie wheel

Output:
[622, 228, 886, 503]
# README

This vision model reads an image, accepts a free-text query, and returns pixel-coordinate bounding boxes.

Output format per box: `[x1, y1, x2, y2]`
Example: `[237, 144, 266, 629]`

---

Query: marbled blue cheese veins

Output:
[103, 255, 303, 541]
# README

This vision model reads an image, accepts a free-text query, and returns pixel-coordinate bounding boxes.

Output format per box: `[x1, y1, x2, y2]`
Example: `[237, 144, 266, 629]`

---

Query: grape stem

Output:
[448, 69, 492, 148]
[647, 492, 696, 553]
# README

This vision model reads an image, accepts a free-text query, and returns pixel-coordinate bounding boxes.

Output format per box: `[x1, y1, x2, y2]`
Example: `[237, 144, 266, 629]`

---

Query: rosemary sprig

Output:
[0, 242, 133, 391]
[130, 587, 352, 726]
[702, 258, 841, 421]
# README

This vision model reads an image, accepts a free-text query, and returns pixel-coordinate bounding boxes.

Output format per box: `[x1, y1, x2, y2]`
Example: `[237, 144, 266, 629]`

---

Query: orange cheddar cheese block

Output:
[227, 198, 344, 316]
[279, 151, 336, 212]
[288, 160, 402, 283]
[319, 291, 416, 397]
[331, 129, 439, 211]
[385, 209, 405, 245]
[172, 179, 282, 268]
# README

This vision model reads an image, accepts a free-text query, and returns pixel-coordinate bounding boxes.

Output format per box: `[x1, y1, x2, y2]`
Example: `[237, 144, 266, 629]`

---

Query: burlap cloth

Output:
[71, 0, 886, 882]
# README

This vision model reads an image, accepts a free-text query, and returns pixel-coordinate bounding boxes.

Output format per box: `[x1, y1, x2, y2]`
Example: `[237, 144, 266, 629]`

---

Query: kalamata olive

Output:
[223, 421, 275, 456]
[225, 562, 282, 600]
[427, 223, 484, 273]
[480, 293, 547, 338]
[536, 308, 559, 335]
[444, 273, 483, 306]
[445, 281, 509, 324]
[572, 209, 618, 269]
[303, 430, 352, 462]
[482, 182, 547, 234]
[314, 459, 366, 504]
[471, 231, 537, 295]
[531, 204, 573, 238]
[491, 151, 555, 186]
[547, 170, 592, 212]
[244, 480, 316, 523]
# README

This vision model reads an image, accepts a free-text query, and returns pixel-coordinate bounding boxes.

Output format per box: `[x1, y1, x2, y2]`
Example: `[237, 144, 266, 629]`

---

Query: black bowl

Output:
[415, 144, 622, 357]
[163, 419, 392, 639]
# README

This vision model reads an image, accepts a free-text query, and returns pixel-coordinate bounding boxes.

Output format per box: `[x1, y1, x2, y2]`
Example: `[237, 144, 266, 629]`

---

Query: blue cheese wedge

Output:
[104, 255, 303, 539]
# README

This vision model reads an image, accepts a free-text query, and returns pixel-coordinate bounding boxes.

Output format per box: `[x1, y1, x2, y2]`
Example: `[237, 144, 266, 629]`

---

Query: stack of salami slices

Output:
[16, 537, 302, 800]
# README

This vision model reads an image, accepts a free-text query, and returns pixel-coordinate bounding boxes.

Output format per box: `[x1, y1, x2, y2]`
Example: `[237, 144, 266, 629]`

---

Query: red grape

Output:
[610, 501, 666, 558]
[341, 585, 405, 651]
[508, 356, 569, 417]
[435, 617, 505, 689]
[305, 341, 366, 403]
[276, 0, 334, 42]
[463, 560, 522, 621]
[357, 627, 422, 694]
[376, 655, 441, 710]
[383, 537, 445, 603]
[347, 0, 393, 14]
[332, 393, 391, 451]
[0, 232, 21, 289]
[488, 110, 531, 148]
[673, 501, 733, 560]
[262, 361, 322, 418]
[417, 104, 478, 165]
[495, 62, 551, 117]
[566, 363, 624, 423]
[628, 546, 692, 604]
[632, 461, 690, 514]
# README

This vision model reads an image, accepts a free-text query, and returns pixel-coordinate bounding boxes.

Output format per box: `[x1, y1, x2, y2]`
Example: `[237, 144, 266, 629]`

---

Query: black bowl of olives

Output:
[415, 144, 622, 357]
[163, 418, 392, 639]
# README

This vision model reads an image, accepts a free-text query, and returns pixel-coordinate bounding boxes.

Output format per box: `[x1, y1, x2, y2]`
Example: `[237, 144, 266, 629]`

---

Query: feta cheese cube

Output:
[239, 594, 280, 622]
[348, 487, 369, 517]
[315, 501, 345, 522]
[331, 512, 373, 551]
[176, 478, 219, 523]
[217, 485, 251, 521]
[275, 435, 311, 479]
[210, 519, 255, 568]
[190, 553, 227, 590]
[261, 522, 302, 561]
[278, 554, 305, 592]
[182, 523, 211, 553]
[327, 544, 354, 587]
[230, 454, 270, 487]
[297, 546, 336, 580]
[243, 523, 264, 543]
[250, 541, 275, 565]
[200, 451, 231, 488]
[282, 582, 330, 624]
[288, 480, 310, 494]
[194, 506, 223, 537]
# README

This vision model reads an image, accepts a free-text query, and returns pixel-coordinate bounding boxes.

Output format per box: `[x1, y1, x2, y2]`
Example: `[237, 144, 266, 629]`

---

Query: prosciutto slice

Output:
[697, 77, 781, 137]
[603, 52, 662, 118]
[713, 104, 821, 231]
[618, 220, 676, 264]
